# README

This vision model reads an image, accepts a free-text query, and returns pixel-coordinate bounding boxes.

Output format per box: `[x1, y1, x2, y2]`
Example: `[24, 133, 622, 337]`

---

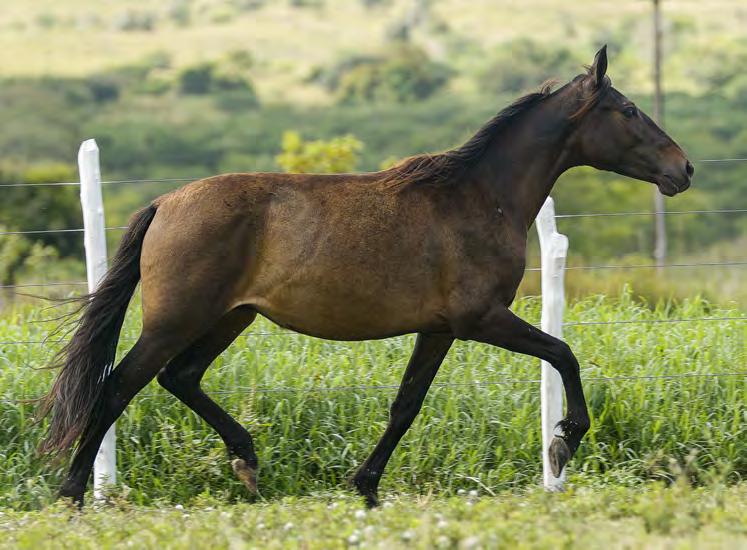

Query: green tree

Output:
[275, 131, 362, 173]
[333, 46, 451, 104]
[0, 163, 82, 257]
[177, 56, 259, 109]
[0, 230, 81, 286]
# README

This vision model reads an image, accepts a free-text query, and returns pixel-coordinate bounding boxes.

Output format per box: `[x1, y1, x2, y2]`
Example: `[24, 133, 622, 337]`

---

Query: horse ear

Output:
[589, 45, 608, 88]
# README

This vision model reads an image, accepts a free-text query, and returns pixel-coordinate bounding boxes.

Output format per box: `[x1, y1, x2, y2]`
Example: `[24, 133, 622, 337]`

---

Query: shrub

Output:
[334, 46, 452, 104]
[0, 163, 81, 258]
[178, 57, 258, 106]
[276, 131, 362, 173]
[178, 63, 214, 95]
[0, 233, 82, 287]
[87, 76, 121, 103]
[114, 10, 157, 32]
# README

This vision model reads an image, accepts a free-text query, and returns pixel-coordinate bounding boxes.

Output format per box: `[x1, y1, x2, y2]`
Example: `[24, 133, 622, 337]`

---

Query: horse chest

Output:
[449, 221, 527, 306]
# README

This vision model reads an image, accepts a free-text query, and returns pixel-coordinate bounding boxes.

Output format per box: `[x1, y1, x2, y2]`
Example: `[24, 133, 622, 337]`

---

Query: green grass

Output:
[0, 291, 744, 510]
[1, 482, 746, 549]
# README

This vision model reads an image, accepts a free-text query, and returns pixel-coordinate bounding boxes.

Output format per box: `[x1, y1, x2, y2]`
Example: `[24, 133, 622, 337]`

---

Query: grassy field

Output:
[0, 291, 744, 510]
[1, 482, 746, 549]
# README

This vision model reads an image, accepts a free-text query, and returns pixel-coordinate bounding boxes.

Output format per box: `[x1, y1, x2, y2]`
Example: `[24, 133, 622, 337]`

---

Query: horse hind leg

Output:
[156, 305, 260, 494]
[58, 334, 180, 505]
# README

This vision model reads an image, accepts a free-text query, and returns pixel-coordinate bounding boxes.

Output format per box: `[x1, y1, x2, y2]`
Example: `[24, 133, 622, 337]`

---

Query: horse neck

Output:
[473, 96, 579, 229]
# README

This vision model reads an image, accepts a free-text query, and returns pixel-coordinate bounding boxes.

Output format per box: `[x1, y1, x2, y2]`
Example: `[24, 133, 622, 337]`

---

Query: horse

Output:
[39, 46, 693, 507]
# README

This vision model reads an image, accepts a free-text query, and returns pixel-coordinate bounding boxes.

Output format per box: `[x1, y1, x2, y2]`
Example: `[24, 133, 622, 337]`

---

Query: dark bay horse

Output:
[40, 46, 692, 507]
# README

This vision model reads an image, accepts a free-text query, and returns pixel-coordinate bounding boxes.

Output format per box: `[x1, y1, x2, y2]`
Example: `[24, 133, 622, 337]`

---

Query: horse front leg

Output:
[456, 306, 590, 477]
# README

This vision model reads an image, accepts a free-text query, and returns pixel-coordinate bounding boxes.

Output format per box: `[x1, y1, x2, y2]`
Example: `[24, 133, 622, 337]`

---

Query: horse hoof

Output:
[58, 482, 85, 509]
[363, 492, 379, 509]
[231, 458, 258, 495]
[548, 436, 571, 478]
[349, 474, 379, 508]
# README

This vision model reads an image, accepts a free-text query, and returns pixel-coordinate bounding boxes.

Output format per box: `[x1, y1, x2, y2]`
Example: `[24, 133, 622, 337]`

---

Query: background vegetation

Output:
[1, 0, 747, 306]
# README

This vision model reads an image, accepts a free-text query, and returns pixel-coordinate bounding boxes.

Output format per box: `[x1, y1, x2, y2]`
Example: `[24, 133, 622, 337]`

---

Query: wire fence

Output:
[2, 258, 746, 291]
[1, 309, 746, 350]
[0, 156, 745, 189]
[4, 209, 747, 237]
[2, 370, 745, 409]
[1, 157, 746, 396]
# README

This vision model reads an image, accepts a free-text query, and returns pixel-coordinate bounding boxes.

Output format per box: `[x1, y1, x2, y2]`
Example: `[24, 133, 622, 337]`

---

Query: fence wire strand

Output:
[3, 260, 746, 292]
[525, 260, 747, 272]
[0, 156, 744, 189]
[0, 226, 127, 237]
[0, 281, 87, 289]
[134, 371, 747, 397]
[556, 208, 747, 219]
[563, 316, 747, 327]
[2, 159, 746, 401]
[695, 158, 747, 162]
[1, 313, 745, 348]
[1, 371, 744, 407]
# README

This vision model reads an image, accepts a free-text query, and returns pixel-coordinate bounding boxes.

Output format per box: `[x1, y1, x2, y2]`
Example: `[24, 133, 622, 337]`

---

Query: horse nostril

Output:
[685, 161, 694, 177]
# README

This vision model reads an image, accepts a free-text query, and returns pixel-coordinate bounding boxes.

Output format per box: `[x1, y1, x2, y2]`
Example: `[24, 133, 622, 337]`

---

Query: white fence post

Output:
[78, 139, 116, 498]
[536, 197, 569, 491]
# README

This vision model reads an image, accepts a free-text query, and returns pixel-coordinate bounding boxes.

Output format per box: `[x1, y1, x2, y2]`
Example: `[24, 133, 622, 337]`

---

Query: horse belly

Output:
[244, 266, 446, 341]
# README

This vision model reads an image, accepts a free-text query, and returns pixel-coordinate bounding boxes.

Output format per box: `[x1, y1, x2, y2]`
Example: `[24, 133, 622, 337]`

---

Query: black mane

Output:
[382, 83, 555, 188]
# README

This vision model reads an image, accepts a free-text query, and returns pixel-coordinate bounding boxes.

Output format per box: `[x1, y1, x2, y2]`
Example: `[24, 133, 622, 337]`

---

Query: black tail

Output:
[38, 203, 158, 454]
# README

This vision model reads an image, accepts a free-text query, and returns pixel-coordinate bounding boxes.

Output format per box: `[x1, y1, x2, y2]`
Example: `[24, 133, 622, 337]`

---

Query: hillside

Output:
[1, 0, 746, 102]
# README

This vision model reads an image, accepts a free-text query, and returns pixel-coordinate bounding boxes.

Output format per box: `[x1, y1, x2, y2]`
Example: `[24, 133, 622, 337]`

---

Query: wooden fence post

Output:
[536, 197, 569, 491]
[78, 139, 116, 498]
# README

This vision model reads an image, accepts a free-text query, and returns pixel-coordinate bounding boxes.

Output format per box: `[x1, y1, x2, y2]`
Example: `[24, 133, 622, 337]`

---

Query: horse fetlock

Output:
[231, 458, 258, 495]
[549, 415, 589, 477]
[556, 416, 589, 440]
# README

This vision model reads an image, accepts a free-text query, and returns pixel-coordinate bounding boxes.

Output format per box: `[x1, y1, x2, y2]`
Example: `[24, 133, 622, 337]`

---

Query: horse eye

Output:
[622, 106, 637, 119]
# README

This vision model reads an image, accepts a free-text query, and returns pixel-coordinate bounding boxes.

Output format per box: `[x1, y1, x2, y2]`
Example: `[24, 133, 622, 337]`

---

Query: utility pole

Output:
[652, 0, 667, 271]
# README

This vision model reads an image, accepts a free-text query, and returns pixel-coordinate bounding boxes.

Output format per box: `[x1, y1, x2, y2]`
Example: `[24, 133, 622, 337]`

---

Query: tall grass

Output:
[0, 291, 744, 509]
